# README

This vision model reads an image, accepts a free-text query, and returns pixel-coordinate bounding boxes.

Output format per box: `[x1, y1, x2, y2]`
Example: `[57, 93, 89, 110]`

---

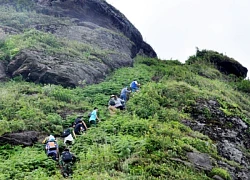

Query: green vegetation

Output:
[1, 4, 250, 179]
[211, 167, 232, 180]
[0, 6, 72, 31]
[1, 54, 250, 179]
[0, 29, 107, 62]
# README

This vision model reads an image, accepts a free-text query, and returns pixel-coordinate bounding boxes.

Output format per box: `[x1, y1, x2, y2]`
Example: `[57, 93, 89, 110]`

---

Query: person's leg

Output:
[108, 105, 116, 115]
[120, 94, 126, 101]
[90, 120, 96, 127]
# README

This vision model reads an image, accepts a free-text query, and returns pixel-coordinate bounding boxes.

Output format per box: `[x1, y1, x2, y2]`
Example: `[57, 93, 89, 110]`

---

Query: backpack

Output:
[109, 100, 115, 106]
[74, 117, 82, 125]
[62, 128, 71, 138]
[62, 151, 73, 163]
[88, 112, 91, 118]
[47, 141, 57, 150]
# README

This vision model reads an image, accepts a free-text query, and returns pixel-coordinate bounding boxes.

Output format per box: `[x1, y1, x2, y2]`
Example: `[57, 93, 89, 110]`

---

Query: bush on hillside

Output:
[186, 48, 247, 78]
[235, 79, 250, 93]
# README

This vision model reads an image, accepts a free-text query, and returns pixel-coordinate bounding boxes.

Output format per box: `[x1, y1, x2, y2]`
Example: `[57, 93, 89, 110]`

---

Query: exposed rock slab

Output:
[0, 0, 157, 87]
[0, 131, 45, 146]
[7, 49, 133, 87]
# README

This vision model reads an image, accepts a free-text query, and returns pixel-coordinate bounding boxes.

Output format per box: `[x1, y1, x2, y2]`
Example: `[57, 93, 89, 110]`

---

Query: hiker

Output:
[43, 135, 59, 161]
[120, 86, 131, 102]
[73, 115, 83, 127]
[62, 126, 77, 146]
[114, 95, 125, 110]
[108, 95, 117, 115]
[59, 148, 77, 178]
[74, 120, 88, 135]
[89, 107, 100, 126]
[130, 80, 140, 92]
[42, 134, 56, 144]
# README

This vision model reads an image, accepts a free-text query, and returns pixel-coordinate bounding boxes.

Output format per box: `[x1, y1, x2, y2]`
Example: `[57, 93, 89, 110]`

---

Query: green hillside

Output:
[0, 53, 250, 179]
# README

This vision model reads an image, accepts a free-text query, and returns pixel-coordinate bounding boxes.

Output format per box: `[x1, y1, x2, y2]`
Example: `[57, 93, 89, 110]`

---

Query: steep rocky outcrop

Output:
[183, 99, 250, 179]
[0, 0, 157, 86]
[7, 49, 132, 87]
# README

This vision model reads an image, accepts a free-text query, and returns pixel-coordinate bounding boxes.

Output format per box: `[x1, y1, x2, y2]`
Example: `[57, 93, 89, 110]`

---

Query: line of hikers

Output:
[42, 80, 140, 177]
[42, 107, 101, 177]
[108, 80, 140, 114]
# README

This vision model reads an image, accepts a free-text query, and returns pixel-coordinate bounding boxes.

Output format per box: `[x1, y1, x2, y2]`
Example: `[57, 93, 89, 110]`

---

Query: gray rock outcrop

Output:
[183, 99, 250, 179]
[0, 0, 157, 87]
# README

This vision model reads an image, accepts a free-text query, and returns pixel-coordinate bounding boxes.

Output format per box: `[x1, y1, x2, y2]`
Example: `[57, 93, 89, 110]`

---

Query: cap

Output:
[48, 135, 55, 141]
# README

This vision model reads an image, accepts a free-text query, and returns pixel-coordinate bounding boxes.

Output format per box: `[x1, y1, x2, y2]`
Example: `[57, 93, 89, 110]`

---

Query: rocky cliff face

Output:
[0, 0, 157, 87]
[183, 99, 250, 179]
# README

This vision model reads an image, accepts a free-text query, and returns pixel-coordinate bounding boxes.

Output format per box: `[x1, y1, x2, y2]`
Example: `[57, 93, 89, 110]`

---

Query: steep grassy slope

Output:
[1, 56, 250, 179]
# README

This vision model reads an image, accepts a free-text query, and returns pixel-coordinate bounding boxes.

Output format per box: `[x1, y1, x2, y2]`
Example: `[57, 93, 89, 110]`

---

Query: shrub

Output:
[210, 167, 231, 180]
[235, 79, 250, 93]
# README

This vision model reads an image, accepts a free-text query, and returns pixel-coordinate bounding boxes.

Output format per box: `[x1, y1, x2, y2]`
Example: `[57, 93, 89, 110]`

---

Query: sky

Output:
[107, 0, 250, 77]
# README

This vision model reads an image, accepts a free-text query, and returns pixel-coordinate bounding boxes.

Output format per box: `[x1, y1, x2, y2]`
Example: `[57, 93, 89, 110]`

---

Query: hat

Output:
[48, 135, 55, 141]
[110, 95, 115, 98]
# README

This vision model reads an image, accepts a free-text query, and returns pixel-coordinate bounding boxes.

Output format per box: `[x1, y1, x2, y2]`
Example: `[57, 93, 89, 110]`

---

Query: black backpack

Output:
[109, 100, 115, 106]
[62, 151, 73, 163]
[62, 128, 71, 137]
[74, 117, 82, 125]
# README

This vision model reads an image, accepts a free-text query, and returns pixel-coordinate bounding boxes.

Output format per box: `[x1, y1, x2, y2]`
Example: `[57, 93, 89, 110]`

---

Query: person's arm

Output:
[42, 137, 48, 144]
[82, 121, 88, 130]
[96, 114, 100, 121]
[72, 128, 77, 139]
[126, 89, 131, 93]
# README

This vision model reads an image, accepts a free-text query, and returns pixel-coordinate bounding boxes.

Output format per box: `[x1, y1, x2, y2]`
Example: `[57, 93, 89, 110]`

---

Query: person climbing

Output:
[89, 107, 100, 127]
[114, 95, 125, 110]
[59, 148, 77, 178]
[120, 86, 131, 102]
[42, 134, 56, 144]
[74, 120, 88, 135]
[43, 135, 59, 161]
[62, 125, 77, 146]
[130, 80, 140, 92]
[108, 95, 117, 115]
[73, 115, 83, 127]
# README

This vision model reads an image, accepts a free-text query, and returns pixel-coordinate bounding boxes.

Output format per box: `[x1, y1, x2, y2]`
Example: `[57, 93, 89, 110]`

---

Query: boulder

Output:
[0, 131, 44, 146]
[187, 152, 213, 171]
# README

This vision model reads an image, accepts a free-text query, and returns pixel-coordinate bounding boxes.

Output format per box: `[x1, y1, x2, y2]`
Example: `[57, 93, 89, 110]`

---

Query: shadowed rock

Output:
[0, 131, 45, 146]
